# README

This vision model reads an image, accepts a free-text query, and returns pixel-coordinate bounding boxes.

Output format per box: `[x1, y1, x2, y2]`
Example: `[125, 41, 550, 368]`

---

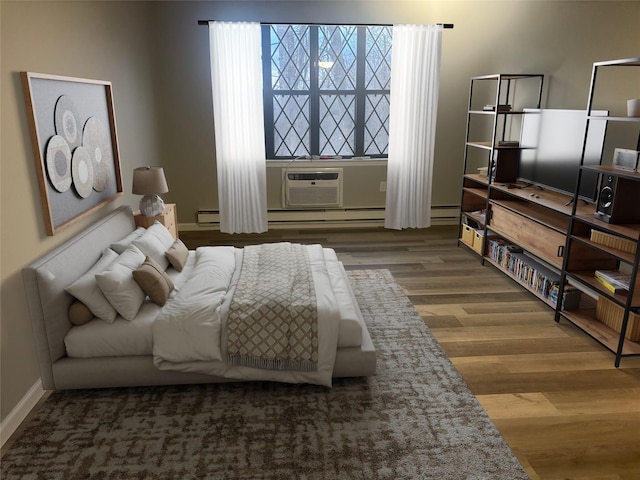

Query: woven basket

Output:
[590, 230, 637, 256]
[595, 296, 640, 341]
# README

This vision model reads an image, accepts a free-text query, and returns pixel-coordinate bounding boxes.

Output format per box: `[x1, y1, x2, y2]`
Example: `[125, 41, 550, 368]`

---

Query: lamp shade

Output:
[132, 166, 169, 217]
[132, 166, 168, 196]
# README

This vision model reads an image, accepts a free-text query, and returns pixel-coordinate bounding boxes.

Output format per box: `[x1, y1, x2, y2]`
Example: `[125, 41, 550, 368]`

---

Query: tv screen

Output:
[519, 109, 608, 202]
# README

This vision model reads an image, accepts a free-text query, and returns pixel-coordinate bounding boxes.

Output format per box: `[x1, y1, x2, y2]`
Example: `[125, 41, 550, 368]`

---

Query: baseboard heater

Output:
[195, 206, 459, 229]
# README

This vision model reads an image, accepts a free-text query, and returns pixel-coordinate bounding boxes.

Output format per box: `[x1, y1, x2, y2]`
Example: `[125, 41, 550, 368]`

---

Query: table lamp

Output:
[132, 166, 169, 217]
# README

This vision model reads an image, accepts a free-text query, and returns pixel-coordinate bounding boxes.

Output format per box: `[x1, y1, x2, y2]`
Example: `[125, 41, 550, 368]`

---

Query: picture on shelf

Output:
[612, 148, 640, 171]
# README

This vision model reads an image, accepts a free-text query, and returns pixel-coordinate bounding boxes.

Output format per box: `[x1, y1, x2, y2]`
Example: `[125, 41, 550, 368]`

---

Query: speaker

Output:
[595, 174, 640, 224]
[491, 148, 519, 183]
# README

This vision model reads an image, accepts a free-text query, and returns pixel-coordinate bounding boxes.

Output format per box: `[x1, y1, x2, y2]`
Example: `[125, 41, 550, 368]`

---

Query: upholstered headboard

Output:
[22, 206, 136, 390]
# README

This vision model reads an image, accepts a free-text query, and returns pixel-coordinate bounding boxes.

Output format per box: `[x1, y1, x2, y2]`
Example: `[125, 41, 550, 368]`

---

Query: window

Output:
[262, 24, 392, 159]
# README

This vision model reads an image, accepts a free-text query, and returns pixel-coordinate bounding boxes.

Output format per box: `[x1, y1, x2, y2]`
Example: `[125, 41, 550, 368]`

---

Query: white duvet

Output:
[153, 244, 349, 387]
[64, 245, 363, 388]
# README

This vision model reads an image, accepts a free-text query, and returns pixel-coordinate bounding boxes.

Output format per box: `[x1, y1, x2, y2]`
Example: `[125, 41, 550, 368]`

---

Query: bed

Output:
[22, 206, 376, 390]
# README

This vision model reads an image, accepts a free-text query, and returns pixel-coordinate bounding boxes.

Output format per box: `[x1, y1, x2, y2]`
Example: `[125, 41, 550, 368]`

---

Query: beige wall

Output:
[151, 0, 640, 220]
[2, 0, 639, 423]
[1, 1, 160, 421]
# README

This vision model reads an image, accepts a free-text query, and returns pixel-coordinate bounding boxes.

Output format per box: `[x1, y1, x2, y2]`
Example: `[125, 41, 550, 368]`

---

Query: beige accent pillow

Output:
[165, 239, 189, 272]
[68, 301, 94, 326]
[133, 256, 175, 306]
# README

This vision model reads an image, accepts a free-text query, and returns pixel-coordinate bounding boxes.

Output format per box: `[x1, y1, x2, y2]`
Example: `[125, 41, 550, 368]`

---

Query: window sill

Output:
[266, 158, 388, 168]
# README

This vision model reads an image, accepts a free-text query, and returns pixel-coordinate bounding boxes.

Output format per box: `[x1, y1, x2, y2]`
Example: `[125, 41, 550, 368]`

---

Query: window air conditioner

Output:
[282, 168, 343, 208]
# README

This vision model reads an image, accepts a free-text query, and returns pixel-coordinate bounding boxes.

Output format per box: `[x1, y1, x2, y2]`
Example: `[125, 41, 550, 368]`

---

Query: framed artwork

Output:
[21, 72, 123, 235]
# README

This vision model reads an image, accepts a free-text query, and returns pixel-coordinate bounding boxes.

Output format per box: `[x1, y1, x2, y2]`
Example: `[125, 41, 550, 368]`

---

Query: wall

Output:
[2, 0, 639, 426]
[0, 1, 160, 423]
[150, 0, 640, 222]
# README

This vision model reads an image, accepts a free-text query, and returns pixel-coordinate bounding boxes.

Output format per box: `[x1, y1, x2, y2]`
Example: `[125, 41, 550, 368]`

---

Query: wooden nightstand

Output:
[134, 203, 178, 239]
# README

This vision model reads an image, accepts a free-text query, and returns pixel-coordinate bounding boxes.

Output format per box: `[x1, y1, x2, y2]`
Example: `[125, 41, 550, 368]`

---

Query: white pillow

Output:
[110, 227, 146, 254]
[132, 222, 174, 271]
[65, 248, 119, 323]
[95, 245, 146, 321]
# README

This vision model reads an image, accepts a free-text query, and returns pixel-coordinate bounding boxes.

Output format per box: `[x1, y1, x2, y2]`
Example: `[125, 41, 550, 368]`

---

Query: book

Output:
[594, 270, 631, 294]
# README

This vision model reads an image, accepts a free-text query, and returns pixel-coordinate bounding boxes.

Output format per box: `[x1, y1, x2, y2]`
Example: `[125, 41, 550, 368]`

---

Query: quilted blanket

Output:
[227, 243, 318, 372]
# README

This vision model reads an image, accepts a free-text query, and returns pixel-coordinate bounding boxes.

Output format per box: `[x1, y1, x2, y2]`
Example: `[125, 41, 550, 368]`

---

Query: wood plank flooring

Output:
[181, 225, 640, 480]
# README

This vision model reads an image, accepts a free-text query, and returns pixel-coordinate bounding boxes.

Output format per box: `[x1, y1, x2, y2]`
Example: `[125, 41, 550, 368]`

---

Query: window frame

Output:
[262, 24, 391, 160]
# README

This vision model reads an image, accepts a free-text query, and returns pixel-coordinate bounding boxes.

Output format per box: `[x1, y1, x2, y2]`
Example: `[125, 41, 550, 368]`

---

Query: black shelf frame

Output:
[458, 73, 544, 257]
[554, 57, 640, 367]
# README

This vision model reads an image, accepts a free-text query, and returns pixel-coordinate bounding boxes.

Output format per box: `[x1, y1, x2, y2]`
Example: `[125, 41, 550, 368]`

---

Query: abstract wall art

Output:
[21, 72, 123, 235]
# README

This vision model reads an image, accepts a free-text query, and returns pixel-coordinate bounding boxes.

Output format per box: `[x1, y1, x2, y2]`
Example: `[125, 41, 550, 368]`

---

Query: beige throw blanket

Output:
[227, 243, 318, 372]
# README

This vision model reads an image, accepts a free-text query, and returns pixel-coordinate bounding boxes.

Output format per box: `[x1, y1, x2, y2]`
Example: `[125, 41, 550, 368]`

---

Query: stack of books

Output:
[487, 238, 580, 308]
[594, 269, 631, 294]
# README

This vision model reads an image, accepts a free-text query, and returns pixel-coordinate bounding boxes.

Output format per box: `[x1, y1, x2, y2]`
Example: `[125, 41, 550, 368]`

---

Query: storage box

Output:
[472, 229, 485, 254]
[461, 224, 475, 246]
[595, 296, 640, 341]
[590, 229, 637, 256]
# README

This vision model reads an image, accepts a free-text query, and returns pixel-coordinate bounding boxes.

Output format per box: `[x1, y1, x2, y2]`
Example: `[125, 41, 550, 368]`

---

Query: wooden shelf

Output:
[485, 256, 557, 308]
[490, 182, 596, 218]
[463, 173, 490, 186]
[582, 164, 640, 180]
[463, 186, 488, 200]
[566, 270, 640, 308]
[462, 211, 485, 229]
[559, 308, 640, 356]
[573, 212, 640, 242]
[570, 231, 637, 265]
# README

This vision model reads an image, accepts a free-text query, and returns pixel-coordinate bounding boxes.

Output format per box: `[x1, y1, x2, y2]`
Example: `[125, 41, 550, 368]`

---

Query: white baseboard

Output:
[1, 380, 45, 448]
[183, 206, 459, 232]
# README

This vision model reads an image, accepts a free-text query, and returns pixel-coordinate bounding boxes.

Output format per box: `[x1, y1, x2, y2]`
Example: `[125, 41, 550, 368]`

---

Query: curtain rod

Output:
[198, 20, 453, 28]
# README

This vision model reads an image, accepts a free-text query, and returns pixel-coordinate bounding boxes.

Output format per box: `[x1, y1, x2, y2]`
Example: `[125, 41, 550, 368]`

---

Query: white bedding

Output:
[64, 252, 197, 357]
[64, 245, 364, 387]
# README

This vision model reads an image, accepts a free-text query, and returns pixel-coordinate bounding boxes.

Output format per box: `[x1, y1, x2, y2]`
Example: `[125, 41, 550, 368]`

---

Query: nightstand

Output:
[134, 203, 178, 239]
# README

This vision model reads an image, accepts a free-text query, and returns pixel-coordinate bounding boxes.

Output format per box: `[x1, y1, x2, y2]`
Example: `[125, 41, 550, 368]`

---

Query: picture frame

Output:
[612, 147, 640, 172]
[21, 72, 123, 235]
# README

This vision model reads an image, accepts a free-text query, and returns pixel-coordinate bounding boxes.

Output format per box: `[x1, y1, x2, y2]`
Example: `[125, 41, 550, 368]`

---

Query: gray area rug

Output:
[1, 269, 529, 479]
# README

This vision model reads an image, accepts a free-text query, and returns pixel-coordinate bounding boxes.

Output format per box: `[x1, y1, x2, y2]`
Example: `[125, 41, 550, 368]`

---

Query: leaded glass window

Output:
[263, 24, 392, 159]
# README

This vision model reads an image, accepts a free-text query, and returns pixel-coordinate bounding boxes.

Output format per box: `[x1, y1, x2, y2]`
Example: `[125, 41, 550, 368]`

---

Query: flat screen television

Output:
[518, 109, 608, 202]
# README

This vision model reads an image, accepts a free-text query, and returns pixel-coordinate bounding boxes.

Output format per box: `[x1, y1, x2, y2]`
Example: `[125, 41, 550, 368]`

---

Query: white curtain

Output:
[384, 24, 442, 230]
[209, 22, 268, 234]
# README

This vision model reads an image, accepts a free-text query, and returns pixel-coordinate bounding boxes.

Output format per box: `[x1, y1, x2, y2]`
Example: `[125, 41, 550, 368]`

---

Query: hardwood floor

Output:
[181, 225, 640, 480]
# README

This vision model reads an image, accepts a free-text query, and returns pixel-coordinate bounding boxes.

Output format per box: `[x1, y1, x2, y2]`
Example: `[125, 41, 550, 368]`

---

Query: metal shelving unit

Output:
[555, 57, 640, 367]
